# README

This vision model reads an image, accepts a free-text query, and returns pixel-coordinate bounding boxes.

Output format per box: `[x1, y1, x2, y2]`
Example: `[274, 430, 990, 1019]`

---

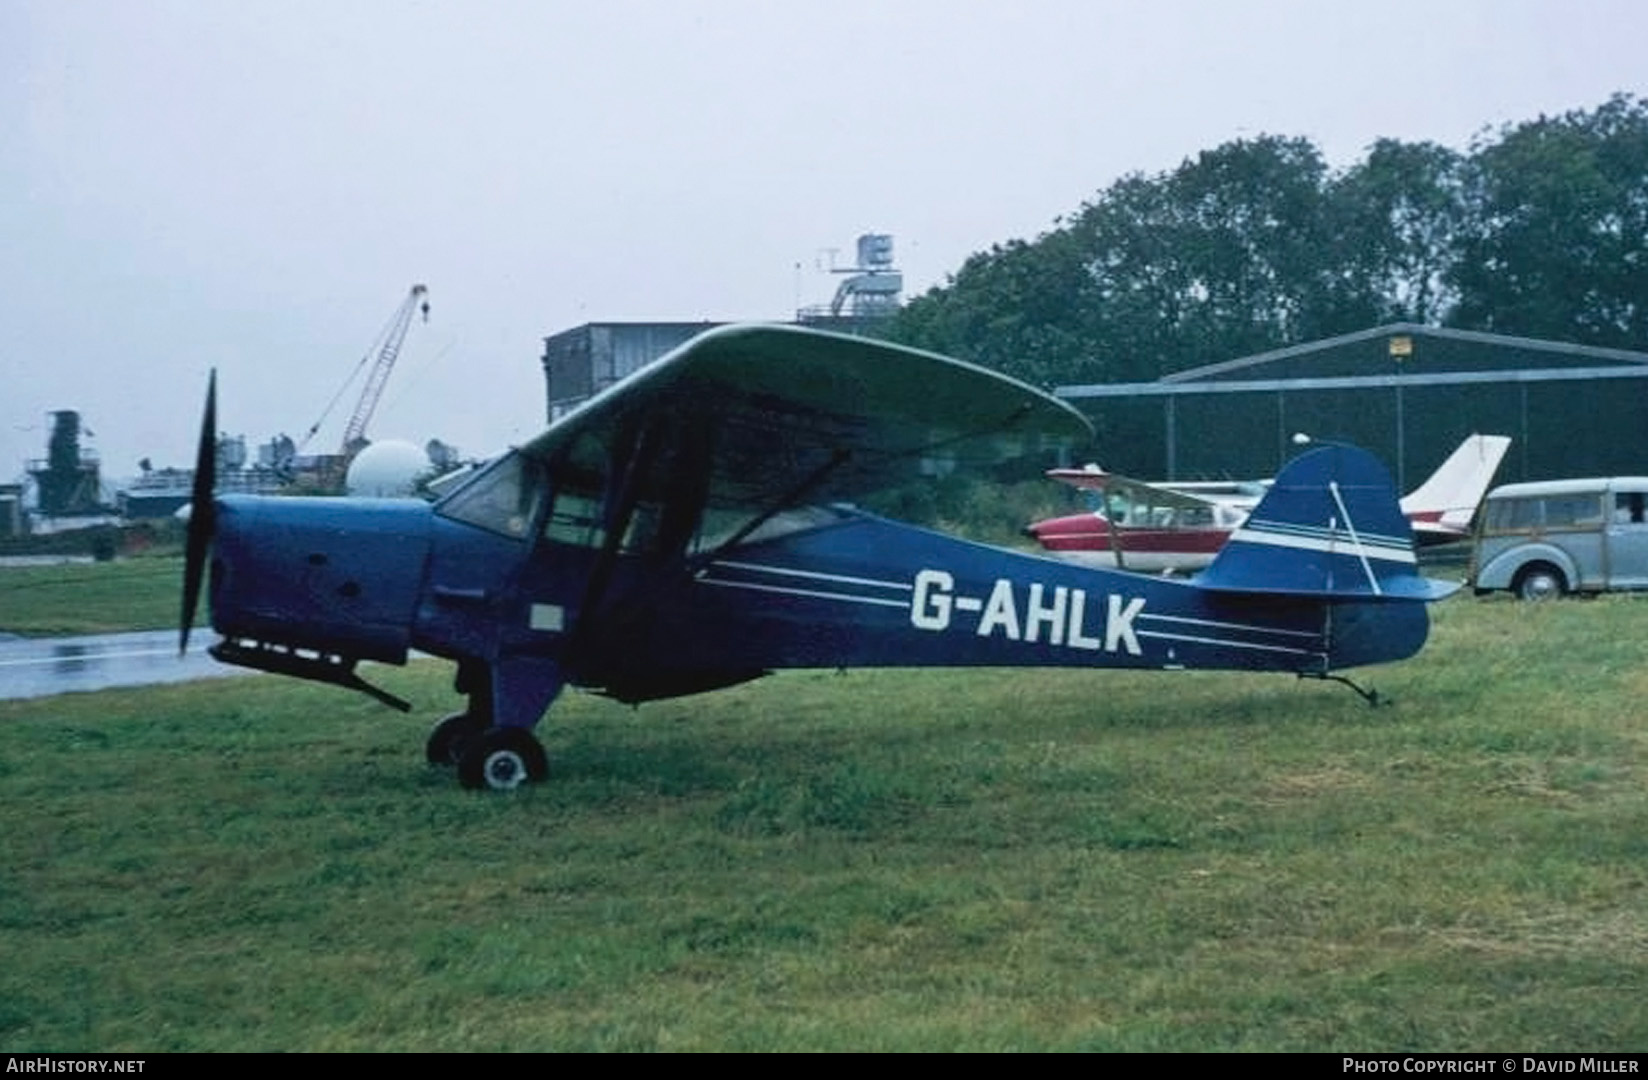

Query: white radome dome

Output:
[346, 439, 431, 497]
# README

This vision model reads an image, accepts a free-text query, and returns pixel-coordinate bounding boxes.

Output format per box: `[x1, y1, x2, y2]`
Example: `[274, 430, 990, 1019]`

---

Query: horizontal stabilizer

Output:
[1195, 444, 1458, 601]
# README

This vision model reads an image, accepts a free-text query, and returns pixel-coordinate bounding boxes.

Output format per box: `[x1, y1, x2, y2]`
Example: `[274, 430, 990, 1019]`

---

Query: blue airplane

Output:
[179, 324, 1456, 791]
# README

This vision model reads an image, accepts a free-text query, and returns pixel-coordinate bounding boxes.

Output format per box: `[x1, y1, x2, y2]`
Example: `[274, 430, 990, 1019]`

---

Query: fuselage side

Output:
[500, 509, 1428, 695]
[204, 484, 1430, 718]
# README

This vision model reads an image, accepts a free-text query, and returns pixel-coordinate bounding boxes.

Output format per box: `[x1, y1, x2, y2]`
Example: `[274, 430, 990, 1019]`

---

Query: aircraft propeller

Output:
[179, 370, 217, 655]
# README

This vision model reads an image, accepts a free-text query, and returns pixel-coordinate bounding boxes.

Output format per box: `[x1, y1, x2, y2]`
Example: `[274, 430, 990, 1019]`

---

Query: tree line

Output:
[886, 94, 1648, 388]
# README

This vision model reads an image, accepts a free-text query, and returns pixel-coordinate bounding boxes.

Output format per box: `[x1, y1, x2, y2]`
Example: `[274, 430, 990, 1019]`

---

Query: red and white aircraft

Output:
[1027, 434, 1511, 573]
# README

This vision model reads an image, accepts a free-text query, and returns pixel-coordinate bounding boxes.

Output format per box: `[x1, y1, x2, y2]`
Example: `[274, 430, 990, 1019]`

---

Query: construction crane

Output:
[339, 283, 429, 456]
[296, 284, 429, 489]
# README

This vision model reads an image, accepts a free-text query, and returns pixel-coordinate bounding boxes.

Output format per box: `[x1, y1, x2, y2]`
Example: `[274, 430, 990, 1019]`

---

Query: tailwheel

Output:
[458, 727, 549, 791]
[425, 711, 486, 766]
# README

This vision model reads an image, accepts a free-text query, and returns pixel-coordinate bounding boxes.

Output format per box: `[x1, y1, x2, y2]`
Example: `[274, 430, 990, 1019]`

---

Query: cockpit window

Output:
[436, 451, 541, 539]
[542, 489, 607, 549]
[693, 504, 854, 555]
[437, 442, 855, 553]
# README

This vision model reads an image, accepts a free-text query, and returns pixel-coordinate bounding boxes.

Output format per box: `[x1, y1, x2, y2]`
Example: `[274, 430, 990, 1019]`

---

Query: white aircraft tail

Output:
[1399, 434, 1511, 533]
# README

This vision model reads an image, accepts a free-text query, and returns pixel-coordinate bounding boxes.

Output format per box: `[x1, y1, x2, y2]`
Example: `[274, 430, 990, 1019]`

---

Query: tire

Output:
[1514, 564, 1566, 602]
[458, 727, 549, 791]
[425, 711, 484, 766]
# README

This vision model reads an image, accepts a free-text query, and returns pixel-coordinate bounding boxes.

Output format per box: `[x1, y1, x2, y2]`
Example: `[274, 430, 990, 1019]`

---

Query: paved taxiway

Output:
[0, 630, 253, 701]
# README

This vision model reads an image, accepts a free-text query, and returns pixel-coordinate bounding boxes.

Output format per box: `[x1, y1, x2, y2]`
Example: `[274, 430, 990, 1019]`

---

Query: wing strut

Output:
[579, 422, 658, 610]
[695, 448, 852, 566]
[563, 418, 667, 648]
[1105, 487, 1128, 571]
[568, 431, 852, 663]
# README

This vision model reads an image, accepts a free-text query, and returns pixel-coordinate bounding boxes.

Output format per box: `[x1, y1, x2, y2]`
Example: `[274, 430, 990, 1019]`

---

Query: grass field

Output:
[2, 595, 1645, 1050]
[0, 558, 180, 637]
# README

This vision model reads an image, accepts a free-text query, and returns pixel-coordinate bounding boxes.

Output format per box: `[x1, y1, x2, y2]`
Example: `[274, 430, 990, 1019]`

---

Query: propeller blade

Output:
[179, 370, 217, 655]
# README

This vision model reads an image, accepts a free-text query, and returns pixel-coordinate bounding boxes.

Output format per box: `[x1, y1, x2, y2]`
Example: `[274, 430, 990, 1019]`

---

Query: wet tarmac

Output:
[0, 629, 254, 701]
[0, 555, 96, 568]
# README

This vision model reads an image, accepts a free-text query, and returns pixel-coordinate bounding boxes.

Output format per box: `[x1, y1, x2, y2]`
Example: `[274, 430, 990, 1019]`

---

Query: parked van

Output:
[1470, 477, 1648, 599]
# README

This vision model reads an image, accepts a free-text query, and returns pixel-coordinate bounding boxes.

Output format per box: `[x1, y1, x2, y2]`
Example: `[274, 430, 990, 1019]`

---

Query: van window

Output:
[1485, 493, 1605, 532]
[1616, 492, 1647, 524]
[1545, 494, 1604, 528]
[1488, 498, 1538, 531]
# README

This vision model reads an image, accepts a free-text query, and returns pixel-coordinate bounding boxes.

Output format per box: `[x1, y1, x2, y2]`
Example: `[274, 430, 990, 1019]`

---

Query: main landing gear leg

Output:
[425, 660, 491, 766]
[435, 656, 561, 792]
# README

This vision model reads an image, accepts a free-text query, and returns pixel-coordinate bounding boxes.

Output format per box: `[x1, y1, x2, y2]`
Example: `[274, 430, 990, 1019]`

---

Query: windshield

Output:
[435, 451, 541, 539]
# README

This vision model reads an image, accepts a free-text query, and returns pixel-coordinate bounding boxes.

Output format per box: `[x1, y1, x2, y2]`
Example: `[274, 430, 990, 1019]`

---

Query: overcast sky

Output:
[4, 0, 1645, 486]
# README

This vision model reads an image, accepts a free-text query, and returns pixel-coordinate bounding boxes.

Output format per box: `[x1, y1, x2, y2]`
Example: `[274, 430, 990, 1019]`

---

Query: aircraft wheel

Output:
[426, 711, 485, 766]
[458, 727, 549, 791]
[1514, 563, 1566, 602]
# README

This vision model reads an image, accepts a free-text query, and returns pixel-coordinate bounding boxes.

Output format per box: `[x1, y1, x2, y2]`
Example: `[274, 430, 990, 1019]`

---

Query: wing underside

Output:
[519, 323, 1093, 516]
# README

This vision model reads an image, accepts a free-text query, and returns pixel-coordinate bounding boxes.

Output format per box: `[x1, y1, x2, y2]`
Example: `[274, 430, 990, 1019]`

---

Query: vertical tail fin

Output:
[1400, 434, 1511, 535]
[1197, 444, 1457, 601]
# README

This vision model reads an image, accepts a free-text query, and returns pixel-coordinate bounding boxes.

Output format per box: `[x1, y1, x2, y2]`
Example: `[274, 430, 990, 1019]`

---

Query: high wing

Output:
[1045, 465, 1240, 515]
[518, 323, 1093, 520]
[1160, 479, 1271, 501]
[1045, 464, 1123, 494]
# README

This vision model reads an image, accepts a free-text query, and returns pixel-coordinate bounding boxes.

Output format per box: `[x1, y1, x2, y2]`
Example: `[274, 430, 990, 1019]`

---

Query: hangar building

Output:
[1055, 324, 1648, 491]
[542, 322, 722, 422]
[541, 318, 885, 422]
[541, 234, 904, 422]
